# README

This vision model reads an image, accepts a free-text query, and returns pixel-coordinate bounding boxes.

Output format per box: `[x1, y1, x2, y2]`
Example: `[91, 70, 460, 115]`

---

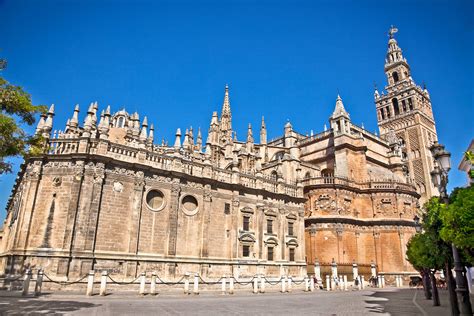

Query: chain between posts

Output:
[155, 275, 185, 285]
[230, 276, 255, 286]
[42, 273, 89, 285]
[263, 276, 282, 285]
[107, 274, 141, 285]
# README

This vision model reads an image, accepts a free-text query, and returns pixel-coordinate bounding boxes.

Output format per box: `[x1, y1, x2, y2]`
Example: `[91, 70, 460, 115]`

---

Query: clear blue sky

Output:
[1, 0, 473, 220]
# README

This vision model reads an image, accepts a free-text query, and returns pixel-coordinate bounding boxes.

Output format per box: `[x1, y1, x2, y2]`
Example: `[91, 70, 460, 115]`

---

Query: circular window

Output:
[145, 189, 166, 211]
[181, 195, 199, 216]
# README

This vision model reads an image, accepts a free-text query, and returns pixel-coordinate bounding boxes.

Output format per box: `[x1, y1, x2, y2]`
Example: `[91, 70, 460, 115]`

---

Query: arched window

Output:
[393, 71, 399, 83]
[321, 168, 334, 184]
[117, 116, 125, 128]
[271, 151, 285, 161]
[392, 98, 400, 115]
[304, 172, 311, 179]
[270, 170, 278, 181]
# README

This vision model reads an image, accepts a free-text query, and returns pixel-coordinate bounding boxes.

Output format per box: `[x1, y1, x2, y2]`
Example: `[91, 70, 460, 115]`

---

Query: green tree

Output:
[440, 185, 474, 265]
[406, 197, 456, 308]
[0, 63, 46, 173]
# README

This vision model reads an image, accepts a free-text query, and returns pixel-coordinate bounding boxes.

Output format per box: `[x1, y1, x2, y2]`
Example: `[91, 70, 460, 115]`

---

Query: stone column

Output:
[127, 172, 145, 254]
[167, 183, 181, 256]
[200, 185, 212, 258]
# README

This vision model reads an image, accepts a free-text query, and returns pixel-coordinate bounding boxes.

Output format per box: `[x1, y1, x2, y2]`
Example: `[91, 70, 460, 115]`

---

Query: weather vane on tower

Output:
[388, 25, 398, 39]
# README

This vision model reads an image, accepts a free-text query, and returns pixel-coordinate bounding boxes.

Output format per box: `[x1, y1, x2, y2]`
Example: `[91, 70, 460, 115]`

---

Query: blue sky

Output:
[0, 0, 473, 220]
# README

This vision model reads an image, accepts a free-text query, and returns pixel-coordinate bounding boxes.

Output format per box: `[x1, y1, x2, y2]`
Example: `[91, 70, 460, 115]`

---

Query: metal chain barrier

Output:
[263, 276, 282, 285]
[107, 274, 140, 285]
[198, 275, 223, 285]
[155, 275, 185, 286]
[291, 278, 305, 285]
[42, 273, 89, 285]
[231, 276, 255, 286]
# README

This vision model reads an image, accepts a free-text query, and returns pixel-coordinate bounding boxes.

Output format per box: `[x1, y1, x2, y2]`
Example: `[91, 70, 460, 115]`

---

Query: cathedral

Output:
[0, 27, 439, 282]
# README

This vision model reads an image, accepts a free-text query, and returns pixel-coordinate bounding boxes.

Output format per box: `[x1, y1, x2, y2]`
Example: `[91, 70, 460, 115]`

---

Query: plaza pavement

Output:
[0, 288, 470, 315]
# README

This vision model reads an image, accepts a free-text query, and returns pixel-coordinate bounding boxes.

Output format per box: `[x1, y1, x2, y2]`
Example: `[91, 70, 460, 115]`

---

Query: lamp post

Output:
[430, 142, 472, 315]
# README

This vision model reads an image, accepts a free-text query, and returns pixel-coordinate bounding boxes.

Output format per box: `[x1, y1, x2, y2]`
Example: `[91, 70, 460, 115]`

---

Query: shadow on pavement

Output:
[363, 289, 421, 315]
[0, 296, 100, 315]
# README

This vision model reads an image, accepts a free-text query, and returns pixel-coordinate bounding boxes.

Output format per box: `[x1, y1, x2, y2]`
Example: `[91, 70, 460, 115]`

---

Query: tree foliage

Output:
[440, 185, 474, 265]
[0, 71, 46, 173]
[406, 197, 452, 271]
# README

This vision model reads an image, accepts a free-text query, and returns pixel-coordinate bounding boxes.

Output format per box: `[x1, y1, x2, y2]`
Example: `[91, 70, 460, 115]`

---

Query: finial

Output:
[388, 25, 398, 39]
[48, 104, 55, 115]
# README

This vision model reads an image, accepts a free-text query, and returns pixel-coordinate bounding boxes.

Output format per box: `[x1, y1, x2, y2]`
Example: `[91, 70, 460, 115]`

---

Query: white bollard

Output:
[260, 275, 265, 294]
[310, 276, 315, 291]
[22, 269, 32, 296]
[352, 262, 359, 282]
[343, 275, 348, 291]
[326, 275, 331, 291]
[150, 272, 157, 295]
[193, 273, 199, 295]
[339, 276, 344, 291]
[184, 273, 190, 294]
[281, 275, 286, 293]
[86, 270, 95, 296]
[229, 276, 234, 295]
[287, 276, 292, 293]
[357, 275, 362, 290]
[34, 269, 43, 296]
[253, 275, 259, 294]
[99, 270, 107, 296]
[221, 275, 226, 295]
[381, 275, 385, 288]
[304, 275, 309, 292]
[139, 272, 146, 295]
[361, 275, 365, 289]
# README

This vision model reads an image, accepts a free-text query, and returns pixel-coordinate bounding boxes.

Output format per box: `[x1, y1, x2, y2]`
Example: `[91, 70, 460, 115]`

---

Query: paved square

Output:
[0, 288, 465, 315]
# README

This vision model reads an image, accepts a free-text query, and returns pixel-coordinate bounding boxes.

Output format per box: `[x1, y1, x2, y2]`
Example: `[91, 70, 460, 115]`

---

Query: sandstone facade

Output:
[0, 27, 438, 281]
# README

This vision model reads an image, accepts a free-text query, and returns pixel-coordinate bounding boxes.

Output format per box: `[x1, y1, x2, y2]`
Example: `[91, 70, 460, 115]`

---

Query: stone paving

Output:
[0, 288, 470, 315]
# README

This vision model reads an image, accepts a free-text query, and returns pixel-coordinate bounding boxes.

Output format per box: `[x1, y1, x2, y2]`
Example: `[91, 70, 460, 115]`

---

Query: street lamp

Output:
[429, 141, 472, 315]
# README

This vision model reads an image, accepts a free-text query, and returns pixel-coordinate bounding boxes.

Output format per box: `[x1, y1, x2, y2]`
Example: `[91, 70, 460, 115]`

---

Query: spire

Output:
[260, 116, 267, 145]
[70, 104, 79, 128]
[183, 128, 190, 151]
[174, 128, 181, 149]
[139, 116, 148, 142]
[331, 94, 350, 119]
[44, 104, 55, 132]
[330, 95, 351, 134]
[189, 126, 194, 147]
[35, 113, 46, 135]
[207, 111, 219, 145]
[147, 124, 154, 145]
[385, 25, 409, 70]
[196, 127, 202, 151]
[219, 84, 232, 138]
[247, 123, 254, 143]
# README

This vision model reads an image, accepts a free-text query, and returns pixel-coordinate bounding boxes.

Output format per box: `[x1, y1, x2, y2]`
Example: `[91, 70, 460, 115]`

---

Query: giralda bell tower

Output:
[375, 26, 439, 203]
